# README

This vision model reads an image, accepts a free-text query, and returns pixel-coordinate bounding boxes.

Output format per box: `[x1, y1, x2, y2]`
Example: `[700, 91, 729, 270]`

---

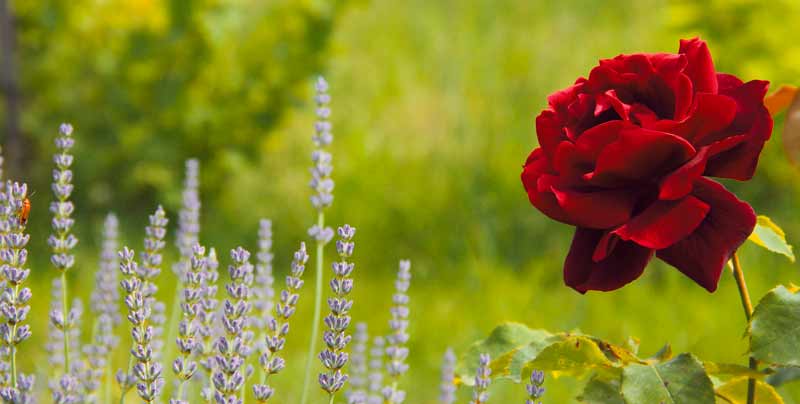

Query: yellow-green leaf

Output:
[748, 216, 795, 262]
[716, 377, 784, 404]
[522, 336, 618, 378]
[704, 362, 765, 379]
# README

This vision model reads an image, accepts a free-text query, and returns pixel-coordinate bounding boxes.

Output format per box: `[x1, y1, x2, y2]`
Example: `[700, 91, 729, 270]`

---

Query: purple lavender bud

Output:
[309, 75, 335, 217]
[366, 336, 385, 404]
[214, 247, 254, 402]
[0, 181, 33, 389]
[174, 159, 201, 276]
[252, 219, 275, 342]
[440, 348, 456, 404]
[253, 384, 274, 401]
[50, 124, 78, 291]
[383, 260, 412, 403]
[471, 354, 492, 404]
[59, 123, 74, 136]
[525, 370, 545, 404]
[255, 243, 309, 400]
[318, 225, 357, 397]
[171, 245, 207, 401]
[118, 231, 164, 401]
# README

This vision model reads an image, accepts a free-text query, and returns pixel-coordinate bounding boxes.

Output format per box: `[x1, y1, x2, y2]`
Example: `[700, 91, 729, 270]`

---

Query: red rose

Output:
[521, 38, 772, 293]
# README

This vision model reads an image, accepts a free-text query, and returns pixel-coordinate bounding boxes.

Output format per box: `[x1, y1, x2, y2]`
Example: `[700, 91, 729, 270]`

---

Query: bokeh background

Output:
[2, 0, 800, 402]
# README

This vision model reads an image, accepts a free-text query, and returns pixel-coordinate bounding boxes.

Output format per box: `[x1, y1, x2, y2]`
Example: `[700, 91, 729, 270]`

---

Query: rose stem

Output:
[731, 252, 757, 404]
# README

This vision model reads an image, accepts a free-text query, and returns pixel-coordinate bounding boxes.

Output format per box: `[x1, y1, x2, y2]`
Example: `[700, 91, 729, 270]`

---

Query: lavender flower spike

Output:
[365, 336, 385, 404]
[49, 123, 78, 376]
[198, 247, 220, 403]
[165, 159, 202, 373]
[119, 247, 164, 403]
[83, 213, 121, 403]
[253, 243, 309, 403]
[175, 159, 201, 270]
[0, 181, 35, 396]
[309, 76, 334, 213]
[171, 244, 207, 403]
[211, 247, 254, 403]
[471, 354, 491, 404]
[301, 75, 336, 404]
[319, 225, 357, 397]
[345, 322, 368, 403]
[139, 206, 168, 363]
[253, 219, 275, 337]
[525, 370, 545, 404]
[382, 260, 411, 404]
[439, 348, 456, 404]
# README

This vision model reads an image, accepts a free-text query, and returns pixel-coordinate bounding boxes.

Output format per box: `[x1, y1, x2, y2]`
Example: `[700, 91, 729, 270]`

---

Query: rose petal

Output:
[592, 231, 619, 262]
[551, 186, 638, 229]
[565, 227, 654, 293]
[573, 120, 627, 160]
[650, 93, 737, 144]
[521, 149, 571, 224]
[659, 147, 709, 200]
[705, 80, 773, 180]
[656, 178, 756, 292]
[679, 38, 718, 94]
[613, 196, 710, 249]
[535, 110, 567, 160]
[716, 73, 743, 92]
[585, 126, 695, 186]
[595, 90, 631, 121]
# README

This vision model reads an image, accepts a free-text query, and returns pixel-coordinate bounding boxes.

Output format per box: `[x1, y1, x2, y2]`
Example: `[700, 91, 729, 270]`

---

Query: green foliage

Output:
[748, 216, 795, 262]
[464, 323, 795, 403]
[620, 354, 715, 404]
[579, 377, 625, 404]
[11, 0, 350, 216]
[458, 322, 554, 385]
[750, 285, 800, 366]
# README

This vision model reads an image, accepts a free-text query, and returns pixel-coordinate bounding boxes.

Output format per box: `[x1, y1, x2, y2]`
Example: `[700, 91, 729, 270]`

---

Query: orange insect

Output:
[20, 197, 30, 226]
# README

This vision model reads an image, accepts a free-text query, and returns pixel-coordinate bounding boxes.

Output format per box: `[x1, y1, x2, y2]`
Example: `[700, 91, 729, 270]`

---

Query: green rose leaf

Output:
[579, 376, 625, 404]
[748, 216, 795, 262]
[766, 366, 800, 387]
[457, 322, 553, 385]
[620, 353, 716, 404]
[521, 335, 620, 379]
[716, 377, 784, 404]
[750, 285, 800, 366]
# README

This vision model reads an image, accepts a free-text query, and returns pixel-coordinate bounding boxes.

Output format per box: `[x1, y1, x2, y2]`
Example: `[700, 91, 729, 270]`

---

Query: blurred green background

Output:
[2, 0, 800, 402]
